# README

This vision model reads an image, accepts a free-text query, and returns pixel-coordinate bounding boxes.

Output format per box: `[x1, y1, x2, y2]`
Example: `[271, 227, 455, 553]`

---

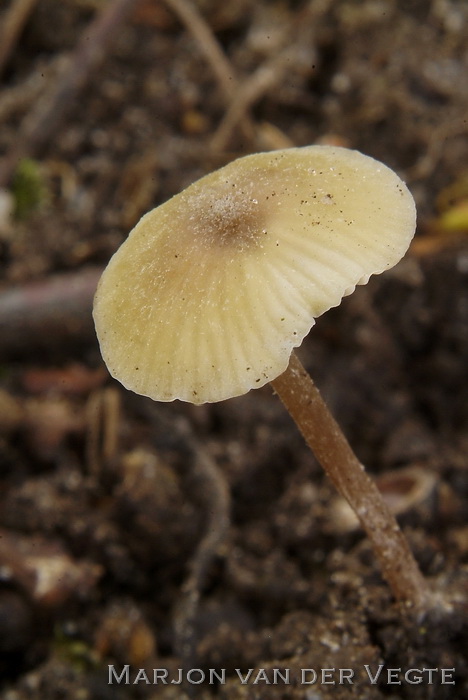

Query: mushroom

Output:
[94, 145, 432, 612]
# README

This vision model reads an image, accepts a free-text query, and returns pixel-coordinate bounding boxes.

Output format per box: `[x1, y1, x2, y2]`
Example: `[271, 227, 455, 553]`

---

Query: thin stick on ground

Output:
[162, 0, 254, 146]
[211, 47, 300, 152]
[0, 0, 39, 78]
[0, 267, 102, 361]
[162, 0, 238, 102]
[172, 419, 230, 680]
[271, 351, 432, 613]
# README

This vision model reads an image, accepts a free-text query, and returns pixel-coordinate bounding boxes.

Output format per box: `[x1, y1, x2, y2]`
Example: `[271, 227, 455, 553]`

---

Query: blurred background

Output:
[0, 1, 467, 698]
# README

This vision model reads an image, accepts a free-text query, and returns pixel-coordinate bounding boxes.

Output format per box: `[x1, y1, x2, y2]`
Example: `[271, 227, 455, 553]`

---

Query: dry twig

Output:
[171, 417, 230, 686]
[0, 0, 39, 79]
[162, 0, 238, 101]
[0, 266, 101, 360]
[86, 387, 121, 478]
[211, 45, 307, 152]
[162, 0, 255, 147]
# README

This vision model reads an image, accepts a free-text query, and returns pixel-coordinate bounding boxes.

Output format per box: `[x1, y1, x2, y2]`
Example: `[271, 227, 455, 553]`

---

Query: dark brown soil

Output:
[0, 1, 467, 699]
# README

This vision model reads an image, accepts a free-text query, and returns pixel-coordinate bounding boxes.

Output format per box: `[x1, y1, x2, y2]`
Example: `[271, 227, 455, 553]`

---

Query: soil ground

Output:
[0, 1, 467, 699]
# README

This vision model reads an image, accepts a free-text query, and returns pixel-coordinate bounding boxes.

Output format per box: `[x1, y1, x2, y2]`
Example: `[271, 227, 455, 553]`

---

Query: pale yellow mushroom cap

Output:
[93, 146, 416, 404]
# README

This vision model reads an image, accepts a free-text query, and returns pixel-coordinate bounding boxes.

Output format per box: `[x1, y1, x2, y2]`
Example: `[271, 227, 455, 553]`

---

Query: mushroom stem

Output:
[271, 351, 431, 613]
